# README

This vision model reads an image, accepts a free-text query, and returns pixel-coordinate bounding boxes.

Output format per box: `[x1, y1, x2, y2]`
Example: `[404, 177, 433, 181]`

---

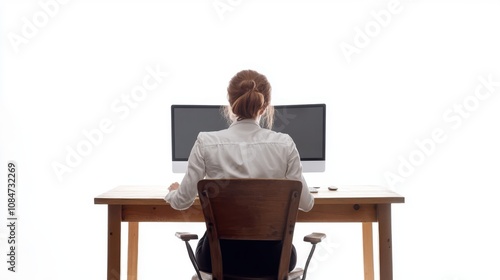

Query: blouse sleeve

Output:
[285, 138, 314, 212]
[164, 134, 206, 210]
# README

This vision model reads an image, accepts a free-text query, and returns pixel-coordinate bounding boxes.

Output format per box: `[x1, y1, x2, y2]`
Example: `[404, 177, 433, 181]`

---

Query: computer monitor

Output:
[171, 104, 326, 173]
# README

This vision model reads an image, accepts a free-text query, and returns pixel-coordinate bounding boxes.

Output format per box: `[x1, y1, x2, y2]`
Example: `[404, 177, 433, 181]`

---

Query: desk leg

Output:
[362, 222, 375, 280]
[378, 204, 393, 280]
[108, 205, 121, 280]
[128, 222, 139, 280]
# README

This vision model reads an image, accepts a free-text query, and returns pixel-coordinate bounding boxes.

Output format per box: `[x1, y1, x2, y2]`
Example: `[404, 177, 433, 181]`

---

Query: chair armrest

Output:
[303, 232, 326, 244]
[175, 232, 199, 242]
[176, 232, 203, 279]
[301, 233, 326, 280]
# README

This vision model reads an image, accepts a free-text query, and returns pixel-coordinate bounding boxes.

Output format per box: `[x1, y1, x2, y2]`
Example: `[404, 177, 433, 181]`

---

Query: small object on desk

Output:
[328, 186, 338, 191]
[309, 187, 319, 193]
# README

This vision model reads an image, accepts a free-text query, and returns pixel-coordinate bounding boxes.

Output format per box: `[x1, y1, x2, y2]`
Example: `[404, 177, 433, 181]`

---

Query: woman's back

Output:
[200, 119, 297, 180]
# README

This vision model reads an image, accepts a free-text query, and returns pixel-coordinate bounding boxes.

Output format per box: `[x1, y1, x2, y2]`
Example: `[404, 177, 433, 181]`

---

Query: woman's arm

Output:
[165, 136, 206, 210]
[286, 140, 314, 212]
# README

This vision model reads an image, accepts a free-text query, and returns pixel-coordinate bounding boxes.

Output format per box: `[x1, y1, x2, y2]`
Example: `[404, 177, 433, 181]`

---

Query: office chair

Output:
[176, 179, 326, 280]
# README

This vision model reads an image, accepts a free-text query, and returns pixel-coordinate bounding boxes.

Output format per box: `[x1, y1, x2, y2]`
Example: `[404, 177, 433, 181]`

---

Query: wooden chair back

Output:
[197, 179, 302, 280]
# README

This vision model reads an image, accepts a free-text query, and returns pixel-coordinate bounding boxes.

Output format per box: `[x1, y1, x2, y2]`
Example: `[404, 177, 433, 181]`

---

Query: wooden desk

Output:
[95, 185, 404, 280]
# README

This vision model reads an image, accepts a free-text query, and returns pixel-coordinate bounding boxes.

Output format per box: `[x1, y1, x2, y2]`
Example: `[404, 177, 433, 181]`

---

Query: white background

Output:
[1, 0, 500, 279]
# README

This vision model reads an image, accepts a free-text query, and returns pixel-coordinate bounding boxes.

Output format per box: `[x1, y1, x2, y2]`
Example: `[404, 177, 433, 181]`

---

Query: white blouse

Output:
[165, 119, 314, 212]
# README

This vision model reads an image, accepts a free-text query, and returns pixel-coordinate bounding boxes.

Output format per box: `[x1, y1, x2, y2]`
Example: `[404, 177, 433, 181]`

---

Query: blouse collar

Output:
[230, 118, 260, 127]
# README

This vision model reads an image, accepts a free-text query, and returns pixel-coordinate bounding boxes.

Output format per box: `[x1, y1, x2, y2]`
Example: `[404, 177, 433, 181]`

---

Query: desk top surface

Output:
[94, 185, 404, 205]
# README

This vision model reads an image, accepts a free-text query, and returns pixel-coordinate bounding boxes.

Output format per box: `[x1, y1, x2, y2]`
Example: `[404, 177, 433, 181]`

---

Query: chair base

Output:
[191, 271, 212, 280]
[191, 268, 304, 280]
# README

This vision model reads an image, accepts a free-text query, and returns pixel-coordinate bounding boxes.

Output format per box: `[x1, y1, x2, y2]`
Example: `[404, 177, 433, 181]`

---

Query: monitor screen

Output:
[171, 104, 326, 173]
